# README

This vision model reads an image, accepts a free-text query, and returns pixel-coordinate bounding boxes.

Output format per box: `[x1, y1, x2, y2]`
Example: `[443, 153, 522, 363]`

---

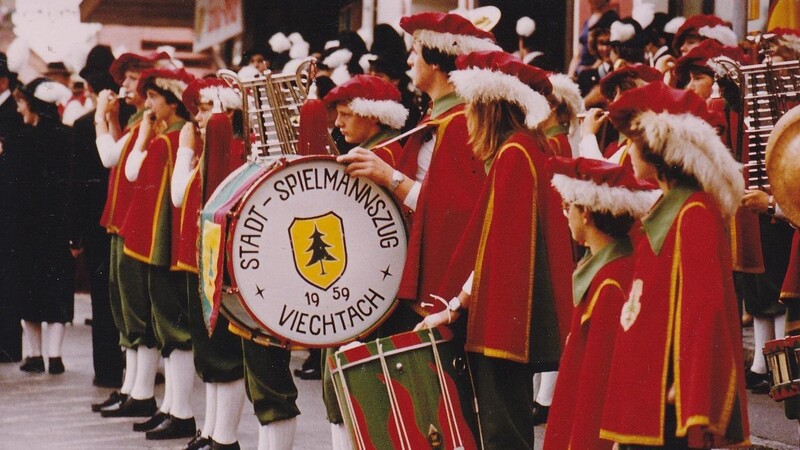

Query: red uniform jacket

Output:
[100, 116, 141, 234]
[444, 131, 573, 364]
[545, 238, 633, 450]
[601, 185, 749, 448]
[782, 230, 800, 302]
[176, 114, 246, 272]
[395, 96, 485, 316]
[121, 122, 185, 268]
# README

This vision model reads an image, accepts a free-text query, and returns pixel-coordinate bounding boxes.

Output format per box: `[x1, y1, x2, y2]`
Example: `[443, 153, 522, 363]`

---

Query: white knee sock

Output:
[212, 378, 246, 445]
[752, 316, 775, 374]
[120, 349, 138, 395]
[330, 423, 353, 450]
[169, 349, 196, 419]
[45, 323, 65, 358]
[21, 320, 43, 357]
[202, 383, 217, 438]
[130, 346, 159, 400]
[257, 417, 297, 450]
[535, 371, 558, 407]
[775, 314, 787, 340]
[159, 357, 172, 413]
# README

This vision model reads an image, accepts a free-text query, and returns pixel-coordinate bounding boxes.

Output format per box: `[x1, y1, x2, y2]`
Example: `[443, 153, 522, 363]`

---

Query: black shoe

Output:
[745, 369, 769, 390]
[20, 356, 45, 373]
[183, 430, 212, 450]
[100, 397, 157, 418]
[211, 440, 241, 450]
[133, 411, 169, 432]
[91, 391, 128, 412]
[48, 357, 65, 374]
[293, 367, 322, 380]
[531, 401, 549, 426]
[146, 415, 197, 440]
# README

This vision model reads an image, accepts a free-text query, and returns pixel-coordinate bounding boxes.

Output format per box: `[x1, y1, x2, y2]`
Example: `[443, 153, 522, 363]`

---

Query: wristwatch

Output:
[389, 170, 404, 192]
[448, 297, 461, 312]
[767, 195, 776, 216]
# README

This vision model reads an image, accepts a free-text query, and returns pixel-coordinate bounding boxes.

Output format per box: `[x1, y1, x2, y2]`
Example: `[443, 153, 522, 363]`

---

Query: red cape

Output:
[100, 122, 141, 233]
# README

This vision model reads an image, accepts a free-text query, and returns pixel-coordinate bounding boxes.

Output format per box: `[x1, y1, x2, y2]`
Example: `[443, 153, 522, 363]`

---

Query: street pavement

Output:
[0, 294, 797, 449]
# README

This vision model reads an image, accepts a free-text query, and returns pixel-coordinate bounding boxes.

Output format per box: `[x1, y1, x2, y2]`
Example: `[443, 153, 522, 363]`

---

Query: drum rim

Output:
[225, 154, 409, 348]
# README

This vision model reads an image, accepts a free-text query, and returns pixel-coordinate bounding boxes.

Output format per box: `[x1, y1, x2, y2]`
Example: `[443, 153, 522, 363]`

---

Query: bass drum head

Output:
[228, 156, 408, 347]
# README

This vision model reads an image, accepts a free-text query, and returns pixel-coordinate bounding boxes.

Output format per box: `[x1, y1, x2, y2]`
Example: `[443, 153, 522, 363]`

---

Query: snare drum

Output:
[764, 335, 800, 401]
[329, 328, 479, 450]
[199, 155, 407, 348]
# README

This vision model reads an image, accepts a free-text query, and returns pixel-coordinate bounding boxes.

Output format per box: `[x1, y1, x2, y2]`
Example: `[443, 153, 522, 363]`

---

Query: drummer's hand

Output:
[742, 189, 769, 214]
[337, 147, 393, 187]
[581, 108, 607, 136]
[413, 310, 454, 332]
[179, 122, 197, 149]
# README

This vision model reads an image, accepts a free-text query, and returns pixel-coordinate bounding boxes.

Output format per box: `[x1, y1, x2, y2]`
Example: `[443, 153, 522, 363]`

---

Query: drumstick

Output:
[577, 111, 609, 119]
[370, 123, 427, 148]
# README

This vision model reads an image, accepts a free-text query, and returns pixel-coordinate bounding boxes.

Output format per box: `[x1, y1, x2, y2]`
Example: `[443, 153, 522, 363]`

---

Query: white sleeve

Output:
[171, 146, 197, 207]
[578, 134, 604, 160]
[96, 132, 129, 168]
[402, 181, 422, 211]
[125, 148, 147, 182]
[461, 271, 475, 295]
[775, 202, 787, 221]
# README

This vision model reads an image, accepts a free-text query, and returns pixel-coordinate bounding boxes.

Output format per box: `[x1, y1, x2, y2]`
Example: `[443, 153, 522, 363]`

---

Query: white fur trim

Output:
[664, 16, 685, 35]
[154, 77, 188, 100]
[450, 68, 551, 128]
[6, 38, 29, 73]
[348, 98, 409, 129]
[698, 25, 738, 47]
[330, 65, 352, 86]
[516, 16, 536, 38]
[33, 81, 72, 105]
[632, 0, 655, 29]
[282, 58, 303, 76]
[323, 48, 353, 69]
[324, 40, 340, 50]
[237, 65, 261, 80]
[637, 110, 744, 218]
[551, 174, 660, 218]
[290, 42, 309, 59]
[706, 58, 729, 79]
[779, 34, 800, 54]
[413, 29, 501, 56]
[199, 86, 241, 111]
[269, 32, 291, 53]
[548, 73, 584, 135]
[288, 32, 305, 45]
[610, 21, 636, 43]
[359, 54, 376, 74]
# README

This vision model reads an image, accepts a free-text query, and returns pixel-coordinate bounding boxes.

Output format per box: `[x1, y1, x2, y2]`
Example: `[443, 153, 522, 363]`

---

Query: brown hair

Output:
[467, 100, 550, 162]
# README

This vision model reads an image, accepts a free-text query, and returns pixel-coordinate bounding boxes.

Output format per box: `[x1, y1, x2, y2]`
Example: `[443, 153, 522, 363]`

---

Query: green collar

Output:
[572, 237, 633, 305]
[430, 92, 464, 120]
[641, 183, 697, 255]
[127, 109, 145, 128]
[361, 128, 399, 150]
[618, 133, 628, 144]
[544, 124, 569, 138]
[163, 119, 186, 135]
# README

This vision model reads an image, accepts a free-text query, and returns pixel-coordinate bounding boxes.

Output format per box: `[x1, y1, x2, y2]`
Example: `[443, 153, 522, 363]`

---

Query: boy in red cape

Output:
[599, 82, 750, 448]
[544, 156, 659, 450]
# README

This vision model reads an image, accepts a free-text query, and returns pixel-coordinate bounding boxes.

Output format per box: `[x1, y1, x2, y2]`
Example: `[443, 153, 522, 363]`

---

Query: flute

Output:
[576, 111, 609, 119]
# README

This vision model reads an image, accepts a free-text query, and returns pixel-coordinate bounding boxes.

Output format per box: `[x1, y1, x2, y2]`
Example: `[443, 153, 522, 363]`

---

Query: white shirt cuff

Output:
[403, 181, 422, 211]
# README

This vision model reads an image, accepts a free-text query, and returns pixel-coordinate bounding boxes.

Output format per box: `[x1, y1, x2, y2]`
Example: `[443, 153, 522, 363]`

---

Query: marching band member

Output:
[322, 74, 409, 449]
[544, 156, 659, 450]
[174, 78, 247, 450]
[417, 50, 574, 449]
[672, 14, 738, 58]
[599, 82, 750, 448]
[93, 51, 172, 416]
[117, 67, 198, 441]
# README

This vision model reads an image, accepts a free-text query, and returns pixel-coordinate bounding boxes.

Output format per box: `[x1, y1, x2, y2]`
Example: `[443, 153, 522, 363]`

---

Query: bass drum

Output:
[202, 155, 407, 348]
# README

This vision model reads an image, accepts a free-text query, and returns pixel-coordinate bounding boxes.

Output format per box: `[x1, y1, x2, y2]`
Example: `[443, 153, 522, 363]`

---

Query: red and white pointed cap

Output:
[549, 156, 659, 218]
[450, 50, 552, 128]
[108, 51, 174, 85]
[136, 67, 196, 100]
[673, 39, 744, 84]
[608, 81, 743, 218]
[599, 63, 663, 100]
[400, 11, 501, 56]
[770, 27, 800, 54]
[323, 74, 409, 130]
[673, 14, 737, 50]
[181, 78, 241, 116]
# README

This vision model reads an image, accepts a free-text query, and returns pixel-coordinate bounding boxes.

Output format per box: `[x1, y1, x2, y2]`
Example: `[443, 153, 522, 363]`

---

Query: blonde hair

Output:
[467, 100, 550, 162]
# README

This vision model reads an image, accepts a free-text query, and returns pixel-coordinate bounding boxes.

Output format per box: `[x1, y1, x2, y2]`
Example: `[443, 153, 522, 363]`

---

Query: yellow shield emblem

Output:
[201, 220, 223, 310]
[289, 212, 347, 290]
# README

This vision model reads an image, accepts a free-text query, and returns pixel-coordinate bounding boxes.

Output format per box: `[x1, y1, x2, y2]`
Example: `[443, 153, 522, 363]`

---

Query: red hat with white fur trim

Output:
[673, 39, 744, 85]
[548, 73, 584, 133]
[599, 63, 662, 100]
[673, 14, 737, 51]
[608, 81, 743, 218]
[109, 51, 173, 85]
[322, 75, 409, 130]
[136, 67, 196, 100]
[450, 50, 553, 128]
[549, 156, 659, 219]
[770, 27, 800, 55]
[182, 78, 241, 116]
[399, 12, 501, 56]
